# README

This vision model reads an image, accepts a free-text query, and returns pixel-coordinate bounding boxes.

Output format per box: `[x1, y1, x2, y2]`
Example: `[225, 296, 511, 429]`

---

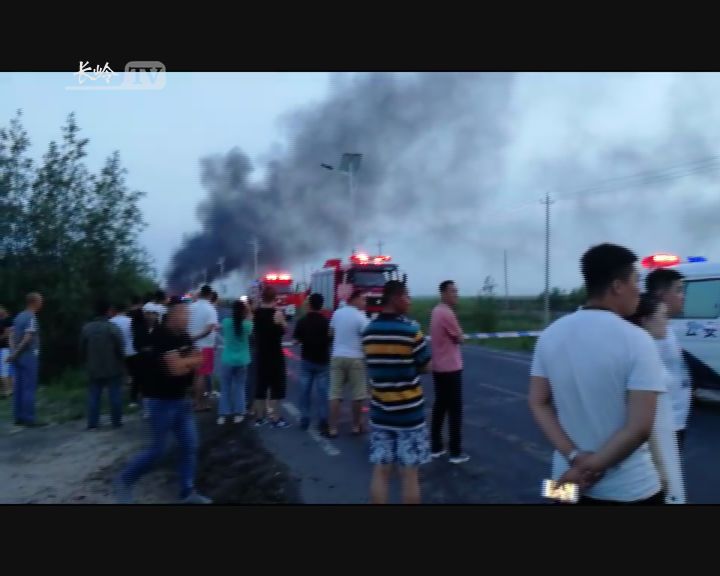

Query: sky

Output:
[2, 71, 720, 297]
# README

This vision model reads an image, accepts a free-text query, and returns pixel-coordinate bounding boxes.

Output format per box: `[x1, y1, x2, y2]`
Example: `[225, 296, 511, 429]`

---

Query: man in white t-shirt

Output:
[645, 268, 692, 451]
[328, 289, 370, 437]
[187, 285, 219, 411]
[110, 302, 137, 405]
[529, 243, 667, 504]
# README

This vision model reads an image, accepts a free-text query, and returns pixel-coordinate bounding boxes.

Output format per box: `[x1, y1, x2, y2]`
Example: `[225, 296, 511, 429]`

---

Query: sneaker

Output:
[318, 420, 330, 437]
[180, 491, 213, 504]
[300, 417, 310, 431]
[233, 415, 244, 424]
[217, 416, 226, 425]
[431, 450, 447, 459]
[211, 391, 220, 399]
[114, 477, 134, 504]
[254, 418, 268, 428]
[449, 454, 470, 465]
[271, 417, 290, 429]
[128, 402, 139, 409]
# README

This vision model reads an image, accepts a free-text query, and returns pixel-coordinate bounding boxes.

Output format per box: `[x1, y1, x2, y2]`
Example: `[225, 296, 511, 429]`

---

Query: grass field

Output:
[410, 296, 542, 352]
[0, 369, 97, 426]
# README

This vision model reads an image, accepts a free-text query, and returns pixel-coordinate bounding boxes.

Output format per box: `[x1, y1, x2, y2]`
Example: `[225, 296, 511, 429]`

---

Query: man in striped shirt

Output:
[362, 280, 432, 504]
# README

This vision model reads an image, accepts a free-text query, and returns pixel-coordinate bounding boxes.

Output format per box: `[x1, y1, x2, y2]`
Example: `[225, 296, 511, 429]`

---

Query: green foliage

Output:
[0, 368, 87, 424]
[474, 295, 499, 332]
[536, 286, 587, 312]
[0, 110, 156, 380]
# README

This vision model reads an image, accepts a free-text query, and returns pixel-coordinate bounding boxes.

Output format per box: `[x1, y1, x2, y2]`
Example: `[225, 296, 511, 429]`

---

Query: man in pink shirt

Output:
[429, 280, 469, 464]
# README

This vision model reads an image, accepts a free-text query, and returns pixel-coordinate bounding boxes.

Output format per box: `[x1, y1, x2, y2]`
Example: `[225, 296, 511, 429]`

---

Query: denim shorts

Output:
[369, 424, 431, 467]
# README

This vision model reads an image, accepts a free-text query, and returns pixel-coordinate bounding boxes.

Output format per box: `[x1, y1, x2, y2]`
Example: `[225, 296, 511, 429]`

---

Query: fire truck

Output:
[249, 272, 307, 319]
[310, 252, 406, 318]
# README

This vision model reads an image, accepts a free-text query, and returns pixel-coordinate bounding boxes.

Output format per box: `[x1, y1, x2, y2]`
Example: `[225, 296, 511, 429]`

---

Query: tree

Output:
[0, 111, 155, 380]
[482, 275, 497, 296]
[0, 110, 34, 301]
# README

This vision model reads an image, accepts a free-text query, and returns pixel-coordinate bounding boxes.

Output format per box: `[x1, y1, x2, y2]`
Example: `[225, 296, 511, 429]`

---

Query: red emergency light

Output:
[351, 253, 392, 265]
[264, 273, 292, 282]
[641, 253, 681, 269]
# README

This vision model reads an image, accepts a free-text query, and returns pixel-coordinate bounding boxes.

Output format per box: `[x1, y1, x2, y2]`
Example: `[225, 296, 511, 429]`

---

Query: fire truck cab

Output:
[640, 253, 720, 402]
[250, 273, 306, 320]
[310, 252, 406, 318]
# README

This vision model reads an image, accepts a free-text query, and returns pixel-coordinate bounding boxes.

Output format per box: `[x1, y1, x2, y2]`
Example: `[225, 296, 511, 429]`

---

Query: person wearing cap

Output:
[133, 302, 162, 417]
[115, 299, 211, 504]
[153, 290, 169, 323]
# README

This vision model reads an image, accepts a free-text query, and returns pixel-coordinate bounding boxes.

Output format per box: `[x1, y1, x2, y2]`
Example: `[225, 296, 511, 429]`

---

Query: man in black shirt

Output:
[115, 300, 212, 504]
[293, 293, 332, 435]
[252, 286, 290, 428]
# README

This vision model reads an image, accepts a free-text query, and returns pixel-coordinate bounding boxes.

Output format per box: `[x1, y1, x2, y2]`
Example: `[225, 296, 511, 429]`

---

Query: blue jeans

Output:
[298, 360, 329, 422]
[219, 364, 248, 416]
[87, 376, 123, 428]
[120, 398, 198, 499]
[13, 356, 38, 424]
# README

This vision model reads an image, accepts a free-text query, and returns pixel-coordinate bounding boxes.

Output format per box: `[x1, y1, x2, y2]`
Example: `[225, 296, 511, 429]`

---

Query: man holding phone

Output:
[529, 243, 666, 504]
[115, 298, 212, 504]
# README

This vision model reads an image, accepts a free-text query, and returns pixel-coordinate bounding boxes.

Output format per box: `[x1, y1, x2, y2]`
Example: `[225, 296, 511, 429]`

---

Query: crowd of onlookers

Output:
[0, 242, 704, 505]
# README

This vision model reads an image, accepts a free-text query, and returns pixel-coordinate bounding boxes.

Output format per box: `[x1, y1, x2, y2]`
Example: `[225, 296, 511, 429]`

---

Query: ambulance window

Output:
[682, 279, 720, 319]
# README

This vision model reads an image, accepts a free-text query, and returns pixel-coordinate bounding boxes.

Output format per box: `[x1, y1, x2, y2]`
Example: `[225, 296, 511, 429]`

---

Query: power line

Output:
[480, 154, 720, 226]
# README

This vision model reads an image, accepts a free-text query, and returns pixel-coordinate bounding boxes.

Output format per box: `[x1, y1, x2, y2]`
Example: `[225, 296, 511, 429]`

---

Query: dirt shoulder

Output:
[0, 413, 301, 504]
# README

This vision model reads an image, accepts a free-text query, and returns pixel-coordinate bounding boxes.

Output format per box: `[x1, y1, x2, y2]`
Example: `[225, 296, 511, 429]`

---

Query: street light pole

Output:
[322, 153, 362, 257]
[348, 167, 355, 254]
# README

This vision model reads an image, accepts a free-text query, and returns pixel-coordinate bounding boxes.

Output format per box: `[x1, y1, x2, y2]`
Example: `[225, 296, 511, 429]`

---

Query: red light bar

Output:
[641, 253, 681, 269]
[265, 274, 278, 281]
[351, 253, 392, 265]
[278, 274, 292, 281]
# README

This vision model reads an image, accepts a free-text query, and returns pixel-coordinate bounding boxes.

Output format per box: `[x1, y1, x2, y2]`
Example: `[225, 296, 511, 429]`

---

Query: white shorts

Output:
[0, 348, 10, 378]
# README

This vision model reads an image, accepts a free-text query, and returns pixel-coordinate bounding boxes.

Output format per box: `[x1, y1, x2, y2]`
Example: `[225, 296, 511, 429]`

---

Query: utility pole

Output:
[202, 268, 208, 285]
[541, 193, 554, 328]
[217, 256, 225, 278]
[378, 240, 384, 255]
[504, 249, 509, 310]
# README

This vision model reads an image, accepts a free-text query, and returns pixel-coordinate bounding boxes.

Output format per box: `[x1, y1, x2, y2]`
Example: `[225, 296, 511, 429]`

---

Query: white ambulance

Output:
[640, 253, 720, 402]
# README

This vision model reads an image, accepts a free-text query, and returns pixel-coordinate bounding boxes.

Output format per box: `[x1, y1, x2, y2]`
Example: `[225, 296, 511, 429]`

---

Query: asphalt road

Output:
[255, 342, 720, 504]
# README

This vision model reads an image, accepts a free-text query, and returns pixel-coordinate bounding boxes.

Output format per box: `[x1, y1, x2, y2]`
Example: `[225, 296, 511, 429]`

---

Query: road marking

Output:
[475, 381, 528, 400]
[282, 401, 341, 457]
[462, 346, 532, 366]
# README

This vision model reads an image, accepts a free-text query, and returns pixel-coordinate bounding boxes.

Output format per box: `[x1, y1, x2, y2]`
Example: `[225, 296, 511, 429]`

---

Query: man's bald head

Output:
[26, 292, 43, 311]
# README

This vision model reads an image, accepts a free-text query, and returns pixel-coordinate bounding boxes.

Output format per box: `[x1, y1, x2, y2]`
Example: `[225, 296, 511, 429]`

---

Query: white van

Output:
[640, 254, 720, 401]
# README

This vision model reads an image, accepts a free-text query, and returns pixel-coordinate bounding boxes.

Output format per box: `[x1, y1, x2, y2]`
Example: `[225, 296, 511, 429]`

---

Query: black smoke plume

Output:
[166, 72, 516, 290]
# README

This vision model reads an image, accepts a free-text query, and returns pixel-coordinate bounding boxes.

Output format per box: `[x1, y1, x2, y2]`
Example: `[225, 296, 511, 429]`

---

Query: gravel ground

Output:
[0, 409, 301, 504]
